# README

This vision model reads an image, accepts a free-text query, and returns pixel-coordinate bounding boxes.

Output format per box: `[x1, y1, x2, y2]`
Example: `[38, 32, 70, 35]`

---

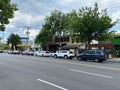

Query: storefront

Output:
[113, 35, 120, 57]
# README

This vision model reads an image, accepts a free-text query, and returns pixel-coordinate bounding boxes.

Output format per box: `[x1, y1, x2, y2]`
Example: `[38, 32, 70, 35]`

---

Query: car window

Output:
[96, 51, 102, 55]
[84, 51, 89, 54]
[62, 51, 67, 53]
[89, 51, 95, 54]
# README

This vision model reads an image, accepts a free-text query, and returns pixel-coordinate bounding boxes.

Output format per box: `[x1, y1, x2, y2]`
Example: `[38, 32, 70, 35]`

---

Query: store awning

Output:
[17, 44, 31, 47]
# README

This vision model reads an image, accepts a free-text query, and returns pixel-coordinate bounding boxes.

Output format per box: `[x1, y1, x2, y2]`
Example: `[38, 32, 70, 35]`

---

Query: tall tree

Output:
[7, 33, 21, 50]
[45, 10, 66, 43]
[35, 25, 50, 45]
[0, 0, 18, 31]
[66, 10, 81, 43]
[77, 3, 117, 44]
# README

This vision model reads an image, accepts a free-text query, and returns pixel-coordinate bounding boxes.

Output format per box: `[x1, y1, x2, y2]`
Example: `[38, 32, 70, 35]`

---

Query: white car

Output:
[54, 50, 74, 59]
[49, 51, 55, 57]
[36, 51, 51, 57]
[27, 51, 34, 56]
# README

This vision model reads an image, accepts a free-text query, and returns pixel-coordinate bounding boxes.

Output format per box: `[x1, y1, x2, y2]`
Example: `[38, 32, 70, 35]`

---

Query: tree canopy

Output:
[35, 25, 50, 45]
[45, 10, 66, 42]
[79, 3, 117, 44]
[35, 10, 67, 45]
[35, 3, 117, 45]
[67, 3, 117, 44]
[7, 33, 21, 50]
[0, 0, 18, 31]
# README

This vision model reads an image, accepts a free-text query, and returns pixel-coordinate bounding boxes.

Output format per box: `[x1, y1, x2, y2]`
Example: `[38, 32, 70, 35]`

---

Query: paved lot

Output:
[0, 53, 120, 90]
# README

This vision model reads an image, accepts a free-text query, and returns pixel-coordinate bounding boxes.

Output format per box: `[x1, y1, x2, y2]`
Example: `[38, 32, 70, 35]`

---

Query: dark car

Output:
[77, 50, 107, 62]
[0, 50, 3, 53]
[8, 50, 13, 54]
[13, 50, 20, 55]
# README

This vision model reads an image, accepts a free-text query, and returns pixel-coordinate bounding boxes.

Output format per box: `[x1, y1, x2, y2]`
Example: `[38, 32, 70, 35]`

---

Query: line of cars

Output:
[7, 49, 107, 62]
[8, 50, 34, 56]
[35, 49, 107, 62]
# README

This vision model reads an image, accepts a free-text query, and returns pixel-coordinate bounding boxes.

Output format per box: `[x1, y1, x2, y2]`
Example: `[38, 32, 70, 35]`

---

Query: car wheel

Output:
[77, 57, 82, 61]
[54, 54, 57, 58]
[95, 58, 99, 62]
[64, 55, 68, 59]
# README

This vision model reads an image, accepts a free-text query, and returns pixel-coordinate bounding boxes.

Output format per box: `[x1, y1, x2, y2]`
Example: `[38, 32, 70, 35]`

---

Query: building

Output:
[113, 36, 120, 57]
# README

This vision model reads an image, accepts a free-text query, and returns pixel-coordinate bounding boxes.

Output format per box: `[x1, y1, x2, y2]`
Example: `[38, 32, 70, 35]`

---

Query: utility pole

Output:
[59, 19, 62, 50]
[24, 26, 31, 44]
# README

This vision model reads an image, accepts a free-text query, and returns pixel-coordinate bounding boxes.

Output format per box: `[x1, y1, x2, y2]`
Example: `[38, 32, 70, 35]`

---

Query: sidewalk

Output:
[108, 58, 120, 62]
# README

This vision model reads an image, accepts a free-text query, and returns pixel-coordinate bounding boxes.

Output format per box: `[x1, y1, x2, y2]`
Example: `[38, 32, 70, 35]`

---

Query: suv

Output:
[54, 50, 74, 59]
[77, 50, 107, 62]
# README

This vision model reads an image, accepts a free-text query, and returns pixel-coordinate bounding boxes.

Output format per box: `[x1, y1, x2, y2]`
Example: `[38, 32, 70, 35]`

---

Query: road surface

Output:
[0, 53, 120, 90]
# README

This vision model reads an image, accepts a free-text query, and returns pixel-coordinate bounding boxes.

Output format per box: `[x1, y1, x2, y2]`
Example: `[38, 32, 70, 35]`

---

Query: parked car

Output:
[13, 50, 20, 54]
[77, 50, 107, 62]
[21, 51, 28, 55]
[0, 50, 3, 53]
[34, 51, 39, 56]
[54, 50, 74, 59]
[36, 51, 51, 57]
[49, 51, 55, 57]
[8, 50, 13, 54]
[27, 51, 34, 56]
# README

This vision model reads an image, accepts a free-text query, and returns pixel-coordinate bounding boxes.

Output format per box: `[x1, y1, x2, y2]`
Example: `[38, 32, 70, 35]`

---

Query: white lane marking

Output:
[70, 69, 113, 79]
[37, 79, 68, 90]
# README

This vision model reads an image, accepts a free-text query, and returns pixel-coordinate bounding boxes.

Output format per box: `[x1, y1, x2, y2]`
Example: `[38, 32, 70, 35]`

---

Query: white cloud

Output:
[111, 11, 120, 22]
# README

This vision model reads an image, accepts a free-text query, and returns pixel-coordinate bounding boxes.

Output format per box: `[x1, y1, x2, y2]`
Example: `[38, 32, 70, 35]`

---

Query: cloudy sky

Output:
[1, 0, 120, 42]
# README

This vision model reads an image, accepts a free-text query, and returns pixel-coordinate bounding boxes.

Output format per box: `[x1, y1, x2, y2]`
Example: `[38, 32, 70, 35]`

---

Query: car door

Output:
[57, 51, 61, 57]
[83, 50, 94, 60]
[37, 51, 42, 56]
[61, 50, 67, 57]
[88, 50, 95, 60]
[82, 51, 90, 59]
[60, 51, 65, 57]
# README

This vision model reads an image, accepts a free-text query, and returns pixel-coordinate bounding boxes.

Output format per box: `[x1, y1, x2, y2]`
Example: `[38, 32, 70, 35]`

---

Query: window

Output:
[89, 51, 95, 54]
[96, 51, 102, 55]
[62, 50, 67, 53]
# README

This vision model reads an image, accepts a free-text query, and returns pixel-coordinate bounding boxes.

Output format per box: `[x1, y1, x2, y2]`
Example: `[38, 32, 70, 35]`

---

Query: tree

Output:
[76, 3, 117, 44]
[66, 10, 81, 43]
[7, 33, 21, 50]
[35, 25, 50, 45]
[0, 0, 18, 31]
[44, 10, 66, 43]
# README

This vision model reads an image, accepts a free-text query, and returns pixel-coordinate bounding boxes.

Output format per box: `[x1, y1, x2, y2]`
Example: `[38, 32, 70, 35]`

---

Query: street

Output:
[0, 54, 120, 90]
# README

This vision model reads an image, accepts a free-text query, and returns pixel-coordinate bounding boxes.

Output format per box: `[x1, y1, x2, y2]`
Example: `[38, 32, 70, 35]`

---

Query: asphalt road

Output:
[0, 53, 120, 90]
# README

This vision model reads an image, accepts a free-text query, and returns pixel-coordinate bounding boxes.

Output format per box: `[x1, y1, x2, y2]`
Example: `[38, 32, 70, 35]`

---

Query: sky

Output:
[1, 0, 120, 42]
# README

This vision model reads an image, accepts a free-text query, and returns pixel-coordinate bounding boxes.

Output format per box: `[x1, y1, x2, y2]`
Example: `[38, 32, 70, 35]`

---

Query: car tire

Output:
[64, 55, 68, 59]
[54, 54, 57, 58]
[77, 57, 82, 61]
[95, 58, 99, 62]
